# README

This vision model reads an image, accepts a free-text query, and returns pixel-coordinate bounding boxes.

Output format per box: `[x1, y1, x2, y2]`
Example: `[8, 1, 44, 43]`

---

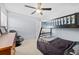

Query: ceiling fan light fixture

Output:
[36, 9, 42, 13]
[25, 3, 52, 15]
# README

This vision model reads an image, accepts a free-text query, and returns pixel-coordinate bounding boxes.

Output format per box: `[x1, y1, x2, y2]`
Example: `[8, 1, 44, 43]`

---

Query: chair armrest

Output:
[64, 42, 76, 55]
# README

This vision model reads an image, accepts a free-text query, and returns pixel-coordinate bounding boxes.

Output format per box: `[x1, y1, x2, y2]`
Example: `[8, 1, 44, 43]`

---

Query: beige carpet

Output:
[15, 38, 42, 55]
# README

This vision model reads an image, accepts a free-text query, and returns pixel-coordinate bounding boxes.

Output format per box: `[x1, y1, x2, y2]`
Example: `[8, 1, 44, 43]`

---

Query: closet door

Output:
[0, 7, 1, 26]
[70, 15, 75, 24]
[67, 16, 71, 24]
[1, 11, 8, 29]
[60, 18, 64, 25]
[63, 17, 67, 24]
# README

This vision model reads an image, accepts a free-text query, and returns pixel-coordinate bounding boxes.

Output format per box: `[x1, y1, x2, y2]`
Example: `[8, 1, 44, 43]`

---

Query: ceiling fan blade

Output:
[41, 8, 52, 10]
[31, 11, 36, 14]
[25, 5, 36, 9]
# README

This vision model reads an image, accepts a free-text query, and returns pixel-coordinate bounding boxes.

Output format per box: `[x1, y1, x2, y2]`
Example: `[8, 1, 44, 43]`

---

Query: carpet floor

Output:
[15, 39, 42, 55]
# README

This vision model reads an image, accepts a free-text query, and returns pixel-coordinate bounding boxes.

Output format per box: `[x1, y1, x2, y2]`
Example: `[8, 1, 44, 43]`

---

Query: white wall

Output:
[6, 3, 79, 41]
[8, 12, 41, 39]
[0, 3, 41, 40]
[41, 3, 79, 42]
[52, 28, 79, 41]
[0, 3, 8, 27]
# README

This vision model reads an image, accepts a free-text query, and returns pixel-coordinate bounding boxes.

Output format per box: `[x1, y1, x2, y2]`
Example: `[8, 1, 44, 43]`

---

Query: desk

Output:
[0, 33, 16, 55]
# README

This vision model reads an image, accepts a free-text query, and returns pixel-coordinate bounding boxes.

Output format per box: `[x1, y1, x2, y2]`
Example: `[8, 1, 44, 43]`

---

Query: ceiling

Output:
[4, 3, 79, 21]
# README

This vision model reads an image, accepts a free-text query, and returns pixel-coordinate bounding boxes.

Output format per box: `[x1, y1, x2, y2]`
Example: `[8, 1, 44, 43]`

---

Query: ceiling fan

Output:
[25, 3, 52, 15]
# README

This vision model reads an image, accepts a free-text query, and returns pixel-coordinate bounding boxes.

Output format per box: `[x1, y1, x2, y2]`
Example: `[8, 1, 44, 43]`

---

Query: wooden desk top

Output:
[0, 33, 16, 50]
